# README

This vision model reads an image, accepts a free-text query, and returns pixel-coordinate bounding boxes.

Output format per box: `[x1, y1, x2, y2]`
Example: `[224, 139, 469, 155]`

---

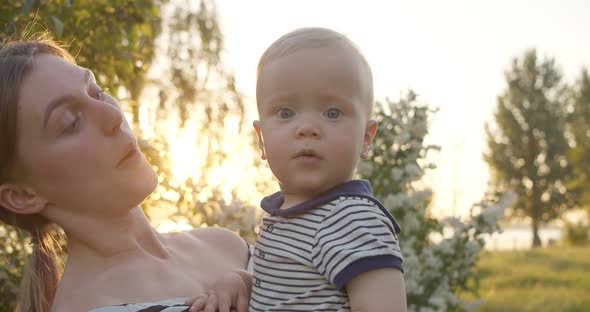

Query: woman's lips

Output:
[117, 144, 139, 167]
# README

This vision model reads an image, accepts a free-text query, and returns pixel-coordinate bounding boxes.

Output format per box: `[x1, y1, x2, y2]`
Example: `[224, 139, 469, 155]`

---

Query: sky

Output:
[213, 0, 590, 218]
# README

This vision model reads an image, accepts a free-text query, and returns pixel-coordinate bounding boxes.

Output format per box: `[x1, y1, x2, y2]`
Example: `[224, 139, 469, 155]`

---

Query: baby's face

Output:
[254, 46, 375, 199]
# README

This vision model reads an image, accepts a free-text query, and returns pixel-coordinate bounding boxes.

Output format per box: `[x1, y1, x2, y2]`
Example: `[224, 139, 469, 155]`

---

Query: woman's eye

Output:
[278, 108, 295, 119]
[62, 114, 81, 134]
[324, 108, 342, 119]
[98, 89, 109, 101]
[61, 111, 82, 135]
[92, 86, 108, 101]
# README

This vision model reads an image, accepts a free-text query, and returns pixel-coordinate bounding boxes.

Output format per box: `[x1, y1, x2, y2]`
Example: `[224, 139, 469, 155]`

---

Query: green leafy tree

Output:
[484, 50, 574, 247]
[0, 228, 27, 312]
[567, 69, 590, 218]
[0, 0, 164, 130]
[139, 0, 260, 241]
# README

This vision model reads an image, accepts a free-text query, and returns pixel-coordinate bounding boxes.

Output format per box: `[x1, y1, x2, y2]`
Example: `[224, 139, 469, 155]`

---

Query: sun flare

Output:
[166, 116, 269, 205]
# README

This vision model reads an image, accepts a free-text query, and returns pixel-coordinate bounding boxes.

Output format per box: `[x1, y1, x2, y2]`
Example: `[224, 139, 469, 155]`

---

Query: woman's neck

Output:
[60, 206, 171, 262]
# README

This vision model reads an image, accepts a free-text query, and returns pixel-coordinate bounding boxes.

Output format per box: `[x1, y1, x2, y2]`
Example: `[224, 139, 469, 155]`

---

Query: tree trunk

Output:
[530, 185, 542, 248]
[531, 218, 542, 248]
[129, 79, 142, 136]
[131, 99, 141, 137]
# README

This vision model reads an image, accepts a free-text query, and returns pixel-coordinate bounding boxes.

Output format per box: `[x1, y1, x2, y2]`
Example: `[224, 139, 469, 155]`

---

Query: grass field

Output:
[465, 246, 590, 311]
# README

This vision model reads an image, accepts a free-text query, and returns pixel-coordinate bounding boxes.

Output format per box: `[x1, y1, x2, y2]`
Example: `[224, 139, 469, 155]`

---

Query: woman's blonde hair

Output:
[0, 32, 73, 312]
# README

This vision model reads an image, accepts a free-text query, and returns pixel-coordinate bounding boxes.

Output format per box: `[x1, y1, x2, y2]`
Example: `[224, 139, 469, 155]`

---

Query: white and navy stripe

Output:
[250, 180, 403, 311]
[90, 298, 191, 312]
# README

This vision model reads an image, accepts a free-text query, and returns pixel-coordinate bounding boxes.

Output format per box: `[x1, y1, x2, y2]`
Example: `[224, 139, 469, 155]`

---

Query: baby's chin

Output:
[281, 179, 352, 196]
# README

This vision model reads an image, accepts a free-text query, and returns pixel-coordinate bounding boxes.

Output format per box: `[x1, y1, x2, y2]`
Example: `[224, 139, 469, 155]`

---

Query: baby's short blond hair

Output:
[256, 27, 374, 117]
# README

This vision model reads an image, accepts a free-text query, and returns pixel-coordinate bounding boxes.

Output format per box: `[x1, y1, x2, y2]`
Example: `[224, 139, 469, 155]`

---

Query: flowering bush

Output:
[358, 92, 510, 311]
[0, 226, 25, 311]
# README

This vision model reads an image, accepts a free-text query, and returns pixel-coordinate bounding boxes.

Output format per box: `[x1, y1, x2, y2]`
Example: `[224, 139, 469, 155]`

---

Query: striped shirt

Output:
[90, 298, 190, 312]
[250, 180, 403, 311]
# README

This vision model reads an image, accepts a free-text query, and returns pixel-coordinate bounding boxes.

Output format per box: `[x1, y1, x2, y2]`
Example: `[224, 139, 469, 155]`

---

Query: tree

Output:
[484, 50, 574, 247]
[0, 227, 26, 312]
[137, 0, 260, 237]
[567, 69, 590, 218]
[0, 0, 164, 131]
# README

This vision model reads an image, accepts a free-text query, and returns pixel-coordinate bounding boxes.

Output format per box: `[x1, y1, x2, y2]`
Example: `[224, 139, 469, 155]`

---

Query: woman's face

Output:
[15, 54, 158, 217]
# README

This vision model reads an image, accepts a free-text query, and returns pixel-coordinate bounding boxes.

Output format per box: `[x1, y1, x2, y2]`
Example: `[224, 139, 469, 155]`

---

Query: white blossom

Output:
[357, 161, 374, 177]
[404, 163, 423, 178]
[391, 168, 404, 181]
[364, 96, 508, 311]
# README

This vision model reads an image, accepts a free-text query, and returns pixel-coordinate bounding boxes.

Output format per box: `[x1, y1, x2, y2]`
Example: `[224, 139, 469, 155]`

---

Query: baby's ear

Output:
[361, 120, 377, 159]
[252, 120, 267, 160]
[0, 184, 47, 215]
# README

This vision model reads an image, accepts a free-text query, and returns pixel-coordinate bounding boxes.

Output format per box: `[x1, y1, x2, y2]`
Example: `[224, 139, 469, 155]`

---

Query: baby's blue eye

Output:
[324, 108, 342, 119]
[278, 108, 295, 119]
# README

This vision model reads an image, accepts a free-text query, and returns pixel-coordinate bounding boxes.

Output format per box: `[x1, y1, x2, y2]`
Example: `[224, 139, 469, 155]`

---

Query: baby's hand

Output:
[185, 269, 252, 312]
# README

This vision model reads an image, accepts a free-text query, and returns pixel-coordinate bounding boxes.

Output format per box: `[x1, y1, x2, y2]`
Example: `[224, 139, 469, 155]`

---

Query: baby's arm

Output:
[346, 267, 407, 312]
[185, 269, 252, 312]
[313, 197, 406, 311]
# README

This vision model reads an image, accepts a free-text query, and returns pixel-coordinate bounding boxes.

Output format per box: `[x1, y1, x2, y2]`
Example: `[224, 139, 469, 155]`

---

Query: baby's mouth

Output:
[294, 149, 323, 161]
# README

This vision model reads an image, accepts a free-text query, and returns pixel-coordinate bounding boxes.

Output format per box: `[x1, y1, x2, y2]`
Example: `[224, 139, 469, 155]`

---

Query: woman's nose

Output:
[96, 101, 124, 135]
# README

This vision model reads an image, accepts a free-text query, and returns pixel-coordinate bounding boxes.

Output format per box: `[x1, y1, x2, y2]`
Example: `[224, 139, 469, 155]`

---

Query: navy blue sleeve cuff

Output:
[333, 255, 404, 290]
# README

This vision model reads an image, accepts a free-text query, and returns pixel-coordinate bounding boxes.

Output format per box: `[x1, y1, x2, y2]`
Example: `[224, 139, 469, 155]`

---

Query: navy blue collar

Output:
[261, 179, 401, 233]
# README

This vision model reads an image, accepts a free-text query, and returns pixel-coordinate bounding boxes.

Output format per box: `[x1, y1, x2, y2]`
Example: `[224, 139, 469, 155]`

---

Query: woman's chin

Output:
[141, 167, 160, 195]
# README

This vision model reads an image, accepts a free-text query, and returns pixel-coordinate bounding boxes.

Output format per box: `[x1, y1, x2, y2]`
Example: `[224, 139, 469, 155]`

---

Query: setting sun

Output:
[168, 121, 206, 184]
[165, 115, 270, 206]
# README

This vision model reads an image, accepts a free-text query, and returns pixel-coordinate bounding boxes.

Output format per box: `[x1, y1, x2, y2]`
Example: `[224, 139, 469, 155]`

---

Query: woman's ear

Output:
[253, 120, 267, 160]
[361, 120, 377, 159]
[0, 184, 47, 214]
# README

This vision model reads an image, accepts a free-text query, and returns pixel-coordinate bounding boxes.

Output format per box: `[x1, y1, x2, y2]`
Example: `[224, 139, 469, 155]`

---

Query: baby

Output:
[250, 27, 406, 311]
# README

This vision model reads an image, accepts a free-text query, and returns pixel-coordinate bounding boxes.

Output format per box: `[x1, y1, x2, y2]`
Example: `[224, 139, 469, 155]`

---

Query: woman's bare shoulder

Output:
[162, 226, 240, 244]
[191, 226, 240, 242]
[161, 227, 249, 268]
[171, 227, 248, 263]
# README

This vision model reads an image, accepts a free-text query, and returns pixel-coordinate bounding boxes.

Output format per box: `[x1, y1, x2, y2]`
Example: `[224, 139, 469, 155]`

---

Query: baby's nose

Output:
[296, 119, 320, 138]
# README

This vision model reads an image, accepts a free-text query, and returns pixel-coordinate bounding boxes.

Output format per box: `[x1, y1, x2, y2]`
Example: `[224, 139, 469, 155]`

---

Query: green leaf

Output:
[50, 15, 64, 37]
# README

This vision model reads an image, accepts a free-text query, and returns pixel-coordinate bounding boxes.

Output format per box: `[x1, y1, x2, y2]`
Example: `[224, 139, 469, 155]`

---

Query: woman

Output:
[0, 35, 250, 312]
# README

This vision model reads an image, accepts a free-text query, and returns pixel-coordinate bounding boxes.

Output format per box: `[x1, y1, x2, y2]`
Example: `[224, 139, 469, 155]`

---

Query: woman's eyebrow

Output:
[43, 69, 91, 129]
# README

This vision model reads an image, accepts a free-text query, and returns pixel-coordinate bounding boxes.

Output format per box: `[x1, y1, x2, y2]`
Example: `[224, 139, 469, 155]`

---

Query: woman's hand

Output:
[185, 269, 252, 312]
